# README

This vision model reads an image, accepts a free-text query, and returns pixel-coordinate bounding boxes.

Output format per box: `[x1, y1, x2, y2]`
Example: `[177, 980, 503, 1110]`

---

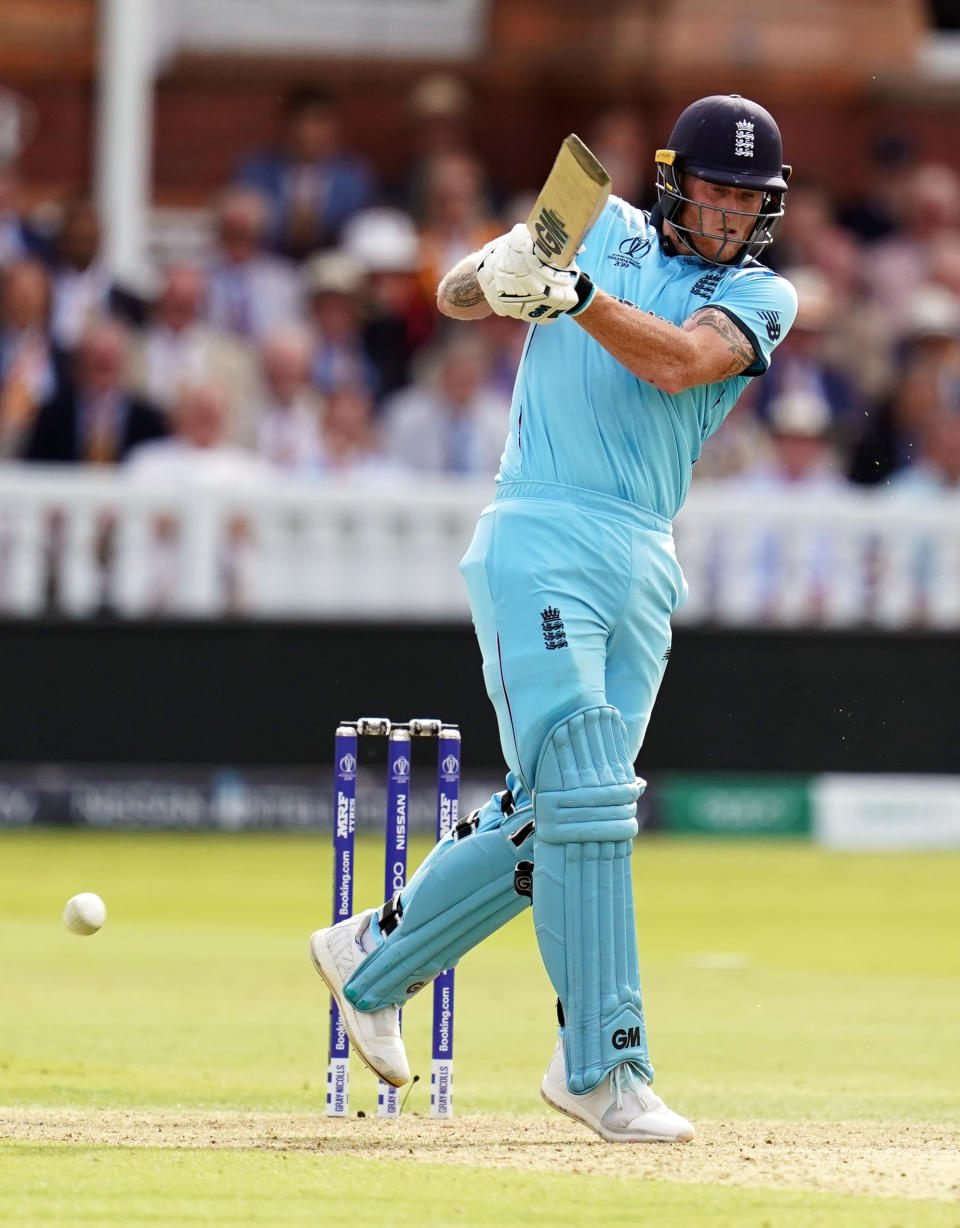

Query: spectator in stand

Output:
[696, 269, 859, 485]
[128, 263, 259, 446]
[769, 197, 889, 406]
[24, 317, 166, 464]
[587, 108, 654, 211]
[0, 163, 49, 267]
[864, 163, 960, 328]
[924, 228, 960, 302]
[302, 250, 378, 397]
[849, 286, 960, 485]
[735, 389, 846, 622]
[750, 266, 862, 441]
[416, 151, 501, 306]
[766, 181, 861, 295]
[342, 207, 436, 402]
[126, 378, 270, 488]
[380, 331, 509, 475]
[886, 411, 960, 624]
[320, 382, 395, 479]
[688, 399, 773, 484]
[746, 389, 845, 490]
[891, 410, 960, 492]
[125, 379, 271, 612]
[837, 133, 916, 245]
[237, 88, 376, 259]
[48, 200, 145, 351]
[207, 186, 302, 344]
[255, 326, 325, 474]
[399, 74, 476, 222]
[0, 259, 66, 456]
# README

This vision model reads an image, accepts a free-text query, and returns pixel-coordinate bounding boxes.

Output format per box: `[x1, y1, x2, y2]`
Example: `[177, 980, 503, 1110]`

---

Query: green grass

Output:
[1, 830, 958, 1225]
[4, 1145, 957, 1228]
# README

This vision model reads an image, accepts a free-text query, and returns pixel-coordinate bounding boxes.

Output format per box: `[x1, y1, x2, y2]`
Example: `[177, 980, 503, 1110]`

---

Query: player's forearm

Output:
[437, 255, 493, 320]
[573, 290, 709, 394]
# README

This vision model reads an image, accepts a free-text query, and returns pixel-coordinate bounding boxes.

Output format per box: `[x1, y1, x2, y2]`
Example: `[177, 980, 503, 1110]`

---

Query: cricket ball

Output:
[63, 892, 107, 936]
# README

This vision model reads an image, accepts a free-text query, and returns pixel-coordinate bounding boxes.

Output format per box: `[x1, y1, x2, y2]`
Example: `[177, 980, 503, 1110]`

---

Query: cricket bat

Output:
[526, 134, 611, 267]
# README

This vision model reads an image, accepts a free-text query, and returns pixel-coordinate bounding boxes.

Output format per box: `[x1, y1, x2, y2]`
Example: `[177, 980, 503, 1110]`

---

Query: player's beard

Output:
[687, 230, 745, 264]
[674, 203, 755, 264]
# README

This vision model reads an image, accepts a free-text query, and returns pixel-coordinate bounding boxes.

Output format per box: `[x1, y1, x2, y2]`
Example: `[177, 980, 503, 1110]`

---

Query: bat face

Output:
[527, 135, 611, 267]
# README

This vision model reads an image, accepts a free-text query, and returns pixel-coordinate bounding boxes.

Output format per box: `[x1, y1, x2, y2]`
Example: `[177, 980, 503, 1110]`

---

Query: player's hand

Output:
[476, 223, 578, 321]
[476, 223, 591, 323]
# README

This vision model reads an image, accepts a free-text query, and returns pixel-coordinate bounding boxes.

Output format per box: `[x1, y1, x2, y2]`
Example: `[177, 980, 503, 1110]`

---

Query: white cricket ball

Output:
[63, 892, 107, 936]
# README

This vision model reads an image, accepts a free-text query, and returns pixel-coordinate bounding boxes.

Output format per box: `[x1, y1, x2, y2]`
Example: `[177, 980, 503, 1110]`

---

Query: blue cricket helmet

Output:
[655, 94, 792, 263]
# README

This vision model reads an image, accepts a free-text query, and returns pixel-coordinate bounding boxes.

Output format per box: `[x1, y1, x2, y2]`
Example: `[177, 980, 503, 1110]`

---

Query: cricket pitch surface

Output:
[4, 1109, 958, 1203]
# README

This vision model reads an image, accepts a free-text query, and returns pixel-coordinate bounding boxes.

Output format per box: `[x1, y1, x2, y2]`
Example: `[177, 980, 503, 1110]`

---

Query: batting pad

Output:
[344, 792, 534, 1011]
[533, 706, 652, 1092]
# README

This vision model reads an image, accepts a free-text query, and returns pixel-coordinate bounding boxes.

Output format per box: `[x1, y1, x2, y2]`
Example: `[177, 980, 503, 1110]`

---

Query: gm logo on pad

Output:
[613, 1025, 643, 1049]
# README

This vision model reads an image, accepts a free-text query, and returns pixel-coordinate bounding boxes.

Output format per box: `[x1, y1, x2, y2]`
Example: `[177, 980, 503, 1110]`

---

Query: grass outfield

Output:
[1, 830, 958, 1226]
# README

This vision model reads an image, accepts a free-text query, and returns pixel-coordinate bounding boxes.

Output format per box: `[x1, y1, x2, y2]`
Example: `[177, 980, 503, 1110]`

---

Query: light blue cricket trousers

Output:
[459, 480, 687, 797]
[343, 480, 687, 1052]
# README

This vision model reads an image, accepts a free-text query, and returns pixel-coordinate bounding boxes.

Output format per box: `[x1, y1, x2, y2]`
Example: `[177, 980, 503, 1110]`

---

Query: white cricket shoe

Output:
[309, 909, 410, 1088]
[540, 1039, 694, 1143]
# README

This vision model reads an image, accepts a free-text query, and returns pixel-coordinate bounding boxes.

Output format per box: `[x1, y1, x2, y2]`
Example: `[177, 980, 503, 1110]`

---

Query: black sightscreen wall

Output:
[0, 620, 953, 774]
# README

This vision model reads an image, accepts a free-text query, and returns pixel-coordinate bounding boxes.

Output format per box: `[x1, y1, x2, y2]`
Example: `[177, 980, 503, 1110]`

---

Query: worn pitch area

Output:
[3, 1110, 957, 1203]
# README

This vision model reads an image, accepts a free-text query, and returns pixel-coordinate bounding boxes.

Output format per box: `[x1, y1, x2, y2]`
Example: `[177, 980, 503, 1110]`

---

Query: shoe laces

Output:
[610, 1061, 647, 1111]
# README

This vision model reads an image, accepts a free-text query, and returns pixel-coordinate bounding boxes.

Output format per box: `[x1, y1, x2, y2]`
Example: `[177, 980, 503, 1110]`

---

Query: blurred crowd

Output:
[3, 78, 960, 498]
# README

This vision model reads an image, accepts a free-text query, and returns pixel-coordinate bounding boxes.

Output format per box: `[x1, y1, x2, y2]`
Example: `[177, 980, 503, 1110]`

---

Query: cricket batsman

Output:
[311, 95, 797, 1142]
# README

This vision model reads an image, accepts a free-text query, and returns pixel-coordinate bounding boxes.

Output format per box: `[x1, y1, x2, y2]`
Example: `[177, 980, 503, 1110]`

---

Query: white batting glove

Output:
[476, 223, 595, 324]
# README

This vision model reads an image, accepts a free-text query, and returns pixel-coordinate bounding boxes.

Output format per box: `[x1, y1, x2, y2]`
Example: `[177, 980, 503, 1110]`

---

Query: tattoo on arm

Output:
[442, 262, 485, 309]
[688, 307, 757, 379]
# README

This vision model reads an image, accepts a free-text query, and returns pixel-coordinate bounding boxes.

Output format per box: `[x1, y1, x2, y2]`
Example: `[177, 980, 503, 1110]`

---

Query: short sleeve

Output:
[711, 267, 798, 375]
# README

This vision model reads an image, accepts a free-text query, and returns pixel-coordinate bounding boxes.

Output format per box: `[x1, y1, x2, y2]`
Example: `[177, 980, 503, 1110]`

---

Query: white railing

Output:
[0, 467, 488, 620]
[1, 466, 960, 627]
[674, 484, 960, 629]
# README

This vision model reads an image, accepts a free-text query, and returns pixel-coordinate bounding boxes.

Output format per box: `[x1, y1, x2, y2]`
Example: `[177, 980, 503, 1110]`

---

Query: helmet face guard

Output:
[656, 154, 788, 264]
[655, 95, 791, 266]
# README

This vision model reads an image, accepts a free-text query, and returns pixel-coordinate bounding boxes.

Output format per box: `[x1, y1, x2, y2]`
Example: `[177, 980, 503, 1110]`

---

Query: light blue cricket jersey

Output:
[497, 195, 798, 521]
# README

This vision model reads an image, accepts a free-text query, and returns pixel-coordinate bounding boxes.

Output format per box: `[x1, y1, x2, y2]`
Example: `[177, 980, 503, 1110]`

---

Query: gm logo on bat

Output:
[533, 207, 570, 259]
